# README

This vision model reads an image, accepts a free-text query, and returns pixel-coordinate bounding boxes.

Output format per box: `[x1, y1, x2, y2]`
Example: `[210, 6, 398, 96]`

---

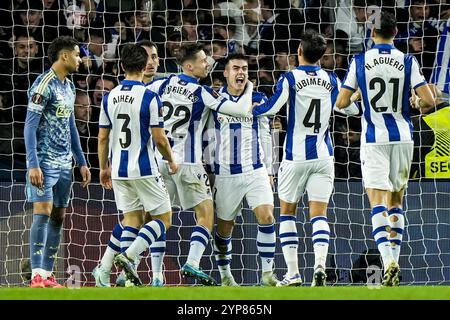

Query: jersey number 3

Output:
[117, 113, 131, 148]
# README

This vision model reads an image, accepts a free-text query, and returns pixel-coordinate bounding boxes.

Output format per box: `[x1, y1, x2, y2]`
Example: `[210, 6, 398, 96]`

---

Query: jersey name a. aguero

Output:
[156, 73, 252, 165]
[99, 80, 163, 180]
[213, 88, 272, 175]
[252, 65, 337, 162]
[343, 43, 427, 145]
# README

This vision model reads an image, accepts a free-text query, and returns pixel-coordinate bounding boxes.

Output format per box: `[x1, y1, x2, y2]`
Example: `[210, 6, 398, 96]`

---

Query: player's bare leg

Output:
[309, 201, 329, 287]
[214, 218, 238, 286]
[277, 200, 303, 287]
[181, 199, 217, 286]
[366, 188, 399, 286]
[254, 204, 278, 286]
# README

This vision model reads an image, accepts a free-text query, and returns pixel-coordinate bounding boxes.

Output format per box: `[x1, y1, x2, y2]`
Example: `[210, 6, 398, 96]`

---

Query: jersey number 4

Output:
[303, 99, 321, 133]
[369, 77, 400, 112]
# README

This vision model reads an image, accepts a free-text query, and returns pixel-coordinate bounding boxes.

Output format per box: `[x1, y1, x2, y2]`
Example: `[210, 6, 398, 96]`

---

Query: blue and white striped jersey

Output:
[431, 18, 450, 95]
[252, 65, 337, 162]
[343, 44, 427, 145]
[156, 73, 253, 165]
[99, 80, 163, 179]
[212, 87, 272, 176]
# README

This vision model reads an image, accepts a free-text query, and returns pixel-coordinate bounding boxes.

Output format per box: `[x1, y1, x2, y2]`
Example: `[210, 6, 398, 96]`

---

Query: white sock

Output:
[279, 214, 299, 276]
[150, 234, 166, 280]
[31, 268, 46, 278]
[101, 223, 123, 271]
[186, 225, 210, 268]
[371, 205, 394, 269]
[388, 207, 404, 263]
[257, 223, 276, 273]
[311, 216, 330, 270]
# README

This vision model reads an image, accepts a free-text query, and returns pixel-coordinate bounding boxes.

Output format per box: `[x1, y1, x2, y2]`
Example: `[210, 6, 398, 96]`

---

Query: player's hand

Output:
[80, 165, 91, 188]
[350, 89, 361, 102]
[29, 167, 44, 190]
[100, 168, 112, 189]
[168, 161, 179, 175]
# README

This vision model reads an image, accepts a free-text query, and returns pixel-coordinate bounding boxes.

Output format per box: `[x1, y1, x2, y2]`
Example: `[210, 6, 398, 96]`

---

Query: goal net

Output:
[0, 0, 449, 287]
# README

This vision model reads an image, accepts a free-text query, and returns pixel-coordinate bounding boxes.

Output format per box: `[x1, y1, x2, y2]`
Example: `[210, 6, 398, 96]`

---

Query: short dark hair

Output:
[138, 40, 158, 51]
[300, 29, 327, 64]
[177, 43, 204, 65]
[374, 11, 397, 39]
[224, 53, 248, 66]
[47, 36, 79, 63]
[120, 44, 148, 73]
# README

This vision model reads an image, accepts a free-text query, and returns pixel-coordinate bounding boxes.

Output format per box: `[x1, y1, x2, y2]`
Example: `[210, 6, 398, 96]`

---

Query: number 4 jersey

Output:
[252, 65, 338, 162]
[343, 43, 427, 146]
[99, 80, 163, 180]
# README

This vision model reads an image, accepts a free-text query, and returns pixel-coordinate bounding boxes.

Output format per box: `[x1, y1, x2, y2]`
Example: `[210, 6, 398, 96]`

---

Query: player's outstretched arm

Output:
[69, 113, 90, 187]
[412, 83, 436, 112]
[252, 75, 289, 117]
[203, 81, 253, 117]
[98, 128, 112, 189]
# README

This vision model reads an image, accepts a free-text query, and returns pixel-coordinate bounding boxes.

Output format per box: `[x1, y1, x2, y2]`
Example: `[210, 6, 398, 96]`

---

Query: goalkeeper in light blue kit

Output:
[24, 36, 91, 288]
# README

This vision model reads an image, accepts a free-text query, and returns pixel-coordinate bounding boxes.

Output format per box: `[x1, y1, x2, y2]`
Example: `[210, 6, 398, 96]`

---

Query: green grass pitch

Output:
[0, 286, 449, 300]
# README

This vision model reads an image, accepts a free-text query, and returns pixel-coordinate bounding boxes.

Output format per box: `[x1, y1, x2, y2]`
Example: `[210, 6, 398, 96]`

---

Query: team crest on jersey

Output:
[31, 93, 43, 105]
[217, 115, 225, 123]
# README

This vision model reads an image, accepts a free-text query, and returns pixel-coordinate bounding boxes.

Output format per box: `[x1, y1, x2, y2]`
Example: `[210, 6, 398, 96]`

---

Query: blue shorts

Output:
[26, 166, 72, 208]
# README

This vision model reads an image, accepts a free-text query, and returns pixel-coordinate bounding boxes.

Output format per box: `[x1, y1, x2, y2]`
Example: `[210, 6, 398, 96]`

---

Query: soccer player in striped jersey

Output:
[336, 11, 435, 286]
[252, 29, 344, 287]
[157, 43, 254, 285]
[97, 44, 178, 286]
[211, 53, 277, 287]
[92, 40, 168, 287]
[430, 18, 450, 103]
[25, 36, 91, 288]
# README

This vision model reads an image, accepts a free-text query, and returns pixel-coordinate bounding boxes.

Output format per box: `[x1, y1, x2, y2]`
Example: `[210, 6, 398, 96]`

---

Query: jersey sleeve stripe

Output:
[102, 92, 112, 127]
[35, 71, 55, 95]
[341, 84, 356, 91]
[355, 53, 376, 143]
[413, 81, 427, 90]
[329, 72, 339, 106]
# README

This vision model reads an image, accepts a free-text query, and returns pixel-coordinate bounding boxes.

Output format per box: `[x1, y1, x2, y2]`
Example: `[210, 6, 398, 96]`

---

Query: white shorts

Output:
[162, 163, 212, 210]
[360, 143, 413, 192]
[278, 159, 334, 204]
[112, 176, 171, 216]
[214, 168, 274, 221]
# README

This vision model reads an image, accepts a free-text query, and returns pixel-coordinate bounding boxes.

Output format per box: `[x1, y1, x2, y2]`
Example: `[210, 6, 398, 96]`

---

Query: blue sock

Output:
[30, 214, 49, 272]
[257, 223, 276, 273]
[42, 216, 63, 273]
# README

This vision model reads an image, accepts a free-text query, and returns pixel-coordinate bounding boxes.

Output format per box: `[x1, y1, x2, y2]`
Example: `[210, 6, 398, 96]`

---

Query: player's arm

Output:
[149, 93, 178, 174]
[24, 84, 51, 189]
[98, 93, 112, 189]
[410, 57, 436, 111]
[335, 58, 361, 115]
[252, 75, 290, 117]
[69, 113, 90, 188]
[202, 81, 254, 117]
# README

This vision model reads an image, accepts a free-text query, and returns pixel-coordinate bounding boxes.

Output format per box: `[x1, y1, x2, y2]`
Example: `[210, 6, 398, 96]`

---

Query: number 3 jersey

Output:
[99, 80, 163, 180]
[343, 43, 427, 146]
[252, 65, 338, 162]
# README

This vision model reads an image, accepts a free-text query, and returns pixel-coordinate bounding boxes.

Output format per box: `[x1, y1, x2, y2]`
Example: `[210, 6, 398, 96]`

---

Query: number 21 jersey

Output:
[343, 43, 427, 145]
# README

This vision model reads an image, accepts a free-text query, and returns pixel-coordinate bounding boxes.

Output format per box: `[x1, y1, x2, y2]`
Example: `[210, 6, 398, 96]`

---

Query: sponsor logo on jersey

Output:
[56, 105, 72, 118]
